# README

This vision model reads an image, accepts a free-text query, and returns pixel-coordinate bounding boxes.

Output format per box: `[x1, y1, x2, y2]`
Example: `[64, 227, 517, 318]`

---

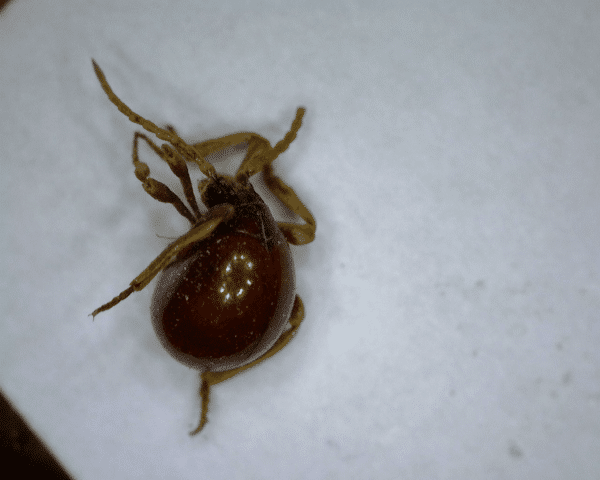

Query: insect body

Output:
[90, 60, 315, 434]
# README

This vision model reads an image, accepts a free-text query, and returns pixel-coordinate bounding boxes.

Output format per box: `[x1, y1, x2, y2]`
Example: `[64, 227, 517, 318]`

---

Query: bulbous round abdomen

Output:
[151, 213, 295, 372]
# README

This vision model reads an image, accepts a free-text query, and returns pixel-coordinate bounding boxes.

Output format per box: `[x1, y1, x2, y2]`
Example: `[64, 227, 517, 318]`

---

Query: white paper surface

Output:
[1, 1, 599, 479]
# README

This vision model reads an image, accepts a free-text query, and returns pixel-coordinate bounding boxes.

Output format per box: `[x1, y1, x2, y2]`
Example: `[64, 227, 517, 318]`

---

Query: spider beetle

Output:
[90, 60, 315, 434]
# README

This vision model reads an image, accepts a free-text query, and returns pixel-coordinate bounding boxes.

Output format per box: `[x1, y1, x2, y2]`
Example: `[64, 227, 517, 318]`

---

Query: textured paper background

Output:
[1, 1, 599, 479]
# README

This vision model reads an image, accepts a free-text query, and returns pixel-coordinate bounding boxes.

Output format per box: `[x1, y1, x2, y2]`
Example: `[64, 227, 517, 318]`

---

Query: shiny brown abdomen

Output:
[151, 208, 295, 372]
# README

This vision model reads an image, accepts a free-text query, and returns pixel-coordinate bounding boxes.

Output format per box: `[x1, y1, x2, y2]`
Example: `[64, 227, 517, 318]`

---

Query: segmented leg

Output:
[261, 163, 316, 245]
[190, 295, 305, 435]
[133, 132, 201, 221]
[92, 60, 216, 179]
[192, 132, 266, 157]
[234, 108, 306, 180]
[190, 108, 304, 182]
[90, 204, 235, 317]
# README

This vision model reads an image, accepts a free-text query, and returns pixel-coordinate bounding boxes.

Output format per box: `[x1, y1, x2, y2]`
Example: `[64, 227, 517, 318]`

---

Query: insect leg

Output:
[132, 132, 197, 223]
[234, 108, 305, 181]
[262, 164, 316, 245]
[92, 59, 216, 179]
[190, 295, 304, 434]
[90, 204, 234, 317]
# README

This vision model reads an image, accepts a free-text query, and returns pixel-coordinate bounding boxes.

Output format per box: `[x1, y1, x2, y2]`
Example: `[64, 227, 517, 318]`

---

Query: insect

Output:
[90, 60, 316, 434]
